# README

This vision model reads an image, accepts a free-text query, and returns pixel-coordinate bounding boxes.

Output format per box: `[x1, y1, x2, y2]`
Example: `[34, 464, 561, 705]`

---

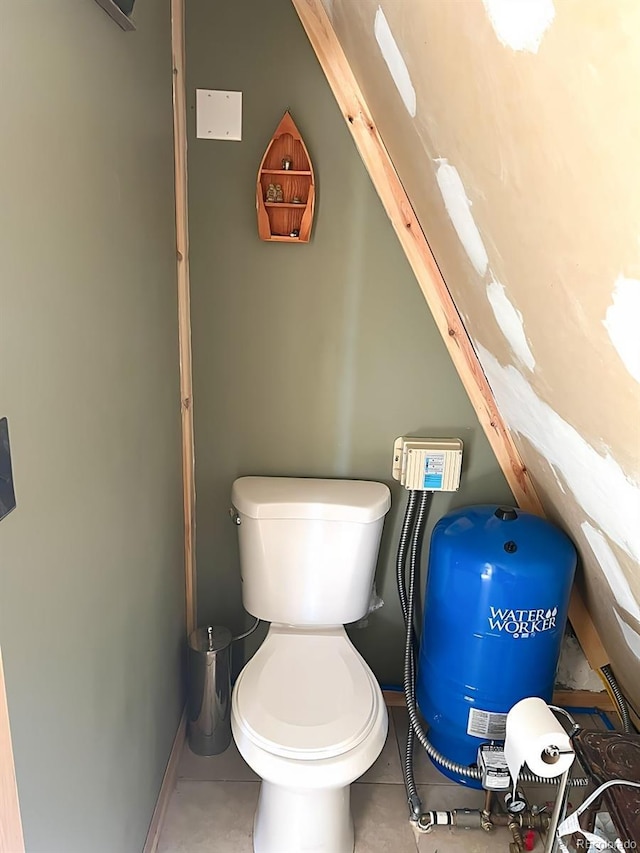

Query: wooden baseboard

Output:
[382, 690, 407, 708]
[551, 689, 615, 713]
[383, 689, 615, 713]
[142, 709, 186, 853]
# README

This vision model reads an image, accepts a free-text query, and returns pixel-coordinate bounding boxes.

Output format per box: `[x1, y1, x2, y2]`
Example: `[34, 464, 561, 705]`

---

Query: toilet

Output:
[230, 476, 391, 853]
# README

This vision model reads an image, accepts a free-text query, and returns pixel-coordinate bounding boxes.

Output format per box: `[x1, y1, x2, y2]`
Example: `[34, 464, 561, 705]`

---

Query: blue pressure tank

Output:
[416, 505, 576, 788]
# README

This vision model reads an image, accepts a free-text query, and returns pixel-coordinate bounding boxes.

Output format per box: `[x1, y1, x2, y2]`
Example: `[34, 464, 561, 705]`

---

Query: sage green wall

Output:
[0, 3, 183, 851]
[186, 0, 513, 683]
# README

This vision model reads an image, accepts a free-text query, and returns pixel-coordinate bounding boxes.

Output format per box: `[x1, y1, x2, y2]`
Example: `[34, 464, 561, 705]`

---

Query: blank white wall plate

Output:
[196, 89, 242, 141]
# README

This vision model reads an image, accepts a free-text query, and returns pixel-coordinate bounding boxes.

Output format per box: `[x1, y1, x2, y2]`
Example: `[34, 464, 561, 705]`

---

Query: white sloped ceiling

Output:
[315, 0, 640, 709]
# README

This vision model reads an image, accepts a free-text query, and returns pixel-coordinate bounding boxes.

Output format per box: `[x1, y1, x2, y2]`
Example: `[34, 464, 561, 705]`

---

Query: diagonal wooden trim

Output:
[142, 709, 186, 853]
[0, 648, 25, 853]
[291, 0, 609, 673]
[171, 0, 197, 637]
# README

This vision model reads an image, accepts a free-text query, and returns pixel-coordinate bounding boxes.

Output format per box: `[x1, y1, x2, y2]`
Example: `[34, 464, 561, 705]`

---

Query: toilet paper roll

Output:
[505, 697, 575, 784]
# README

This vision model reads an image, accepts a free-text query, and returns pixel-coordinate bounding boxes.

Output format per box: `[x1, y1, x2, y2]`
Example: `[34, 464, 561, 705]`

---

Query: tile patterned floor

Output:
[158, 706, 606, 853]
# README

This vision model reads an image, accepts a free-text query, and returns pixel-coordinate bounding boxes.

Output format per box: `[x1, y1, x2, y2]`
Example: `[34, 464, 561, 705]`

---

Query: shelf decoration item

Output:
[256, 111, 315, 243]
[266, 184, 277, 203]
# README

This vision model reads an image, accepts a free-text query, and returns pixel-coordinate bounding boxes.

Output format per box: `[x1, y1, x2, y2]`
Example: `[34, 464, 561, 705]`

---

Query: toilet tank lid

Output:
[232, 477, 391, 522]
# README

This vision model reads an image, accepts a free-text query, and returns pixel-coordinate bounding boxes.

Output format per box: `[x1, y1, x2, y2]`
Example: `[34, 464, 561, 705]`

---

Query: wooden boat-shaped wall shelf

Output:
[256, 111, 315, 243]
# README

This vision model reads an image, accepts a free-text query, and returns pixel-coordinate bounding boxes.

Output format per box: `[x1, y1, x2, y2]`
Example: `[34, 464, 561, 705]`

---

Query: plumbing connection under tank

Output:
[416, 505, 577, 788]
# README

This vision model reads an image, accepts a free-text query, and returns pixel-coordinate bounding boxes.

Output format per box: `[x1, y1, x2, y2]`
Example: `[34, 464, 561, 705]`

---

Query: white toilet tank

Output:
[231, 477, 391, 626]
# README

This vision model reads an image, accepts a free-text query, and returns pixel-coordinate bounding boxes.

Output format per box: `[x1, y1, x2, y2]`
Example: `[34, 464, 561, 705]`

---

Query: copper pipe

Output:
[489, 813, 550, 831]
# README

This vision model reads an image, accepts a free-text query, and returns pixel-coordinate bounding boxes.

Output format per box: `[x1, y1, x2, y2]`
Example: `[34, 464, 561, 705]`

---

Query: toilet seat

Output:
[233, 629, 378, 761]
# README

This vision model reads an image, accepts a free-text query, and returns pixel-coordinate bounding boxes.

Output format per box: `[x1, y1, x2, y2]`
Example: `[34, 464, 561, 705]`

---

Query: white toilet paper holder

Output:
[542, 745, 575, 761]
[505, 700, 580, 853]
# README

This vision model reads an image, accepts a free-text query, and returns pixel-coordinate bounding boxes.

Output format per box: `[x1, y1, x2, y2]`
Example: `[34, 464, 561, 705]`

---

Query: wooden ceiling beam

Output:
[291, 0, 609, 674]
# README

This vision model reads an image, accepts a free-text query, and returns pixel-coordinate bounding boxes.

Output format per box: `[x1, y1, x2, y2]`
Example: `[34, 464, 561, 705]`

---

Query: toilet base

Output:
[253, 781, 354, 853]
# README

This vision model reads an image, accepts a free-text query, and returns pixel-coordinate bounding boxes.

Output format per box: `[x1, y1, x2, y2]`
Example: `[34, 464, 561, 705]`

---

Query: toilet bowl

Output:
[232, 626, 387, 853]
[230, 476, 391, 853]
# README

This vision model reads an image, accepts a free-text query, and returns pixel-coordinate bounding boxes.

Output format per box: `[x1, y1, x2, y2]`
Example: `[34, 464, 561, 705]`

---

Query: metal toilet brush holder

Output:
[187, 618, 260, 756]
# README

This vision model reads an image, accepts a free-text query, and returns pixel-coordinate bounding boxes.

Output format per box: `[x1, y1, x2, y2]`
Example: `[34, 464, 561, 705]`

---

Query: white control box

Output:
[392, 437, 463, 492]
[196, 89, 243, 140]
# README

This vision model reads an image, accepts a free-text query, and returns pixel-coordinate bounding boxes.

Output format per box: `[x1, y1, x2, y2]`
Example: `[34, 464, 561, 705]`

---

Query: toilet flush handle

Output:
[229, 506, 241, 525]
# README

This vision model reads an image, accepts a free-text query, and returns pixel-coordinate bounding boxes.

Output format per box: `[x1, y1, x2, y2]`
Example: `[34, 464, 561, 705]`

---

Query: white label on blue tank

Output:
[423, 453, 444, 489]
[488, 606, 558, 638]
[467, 708, 507, 740]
